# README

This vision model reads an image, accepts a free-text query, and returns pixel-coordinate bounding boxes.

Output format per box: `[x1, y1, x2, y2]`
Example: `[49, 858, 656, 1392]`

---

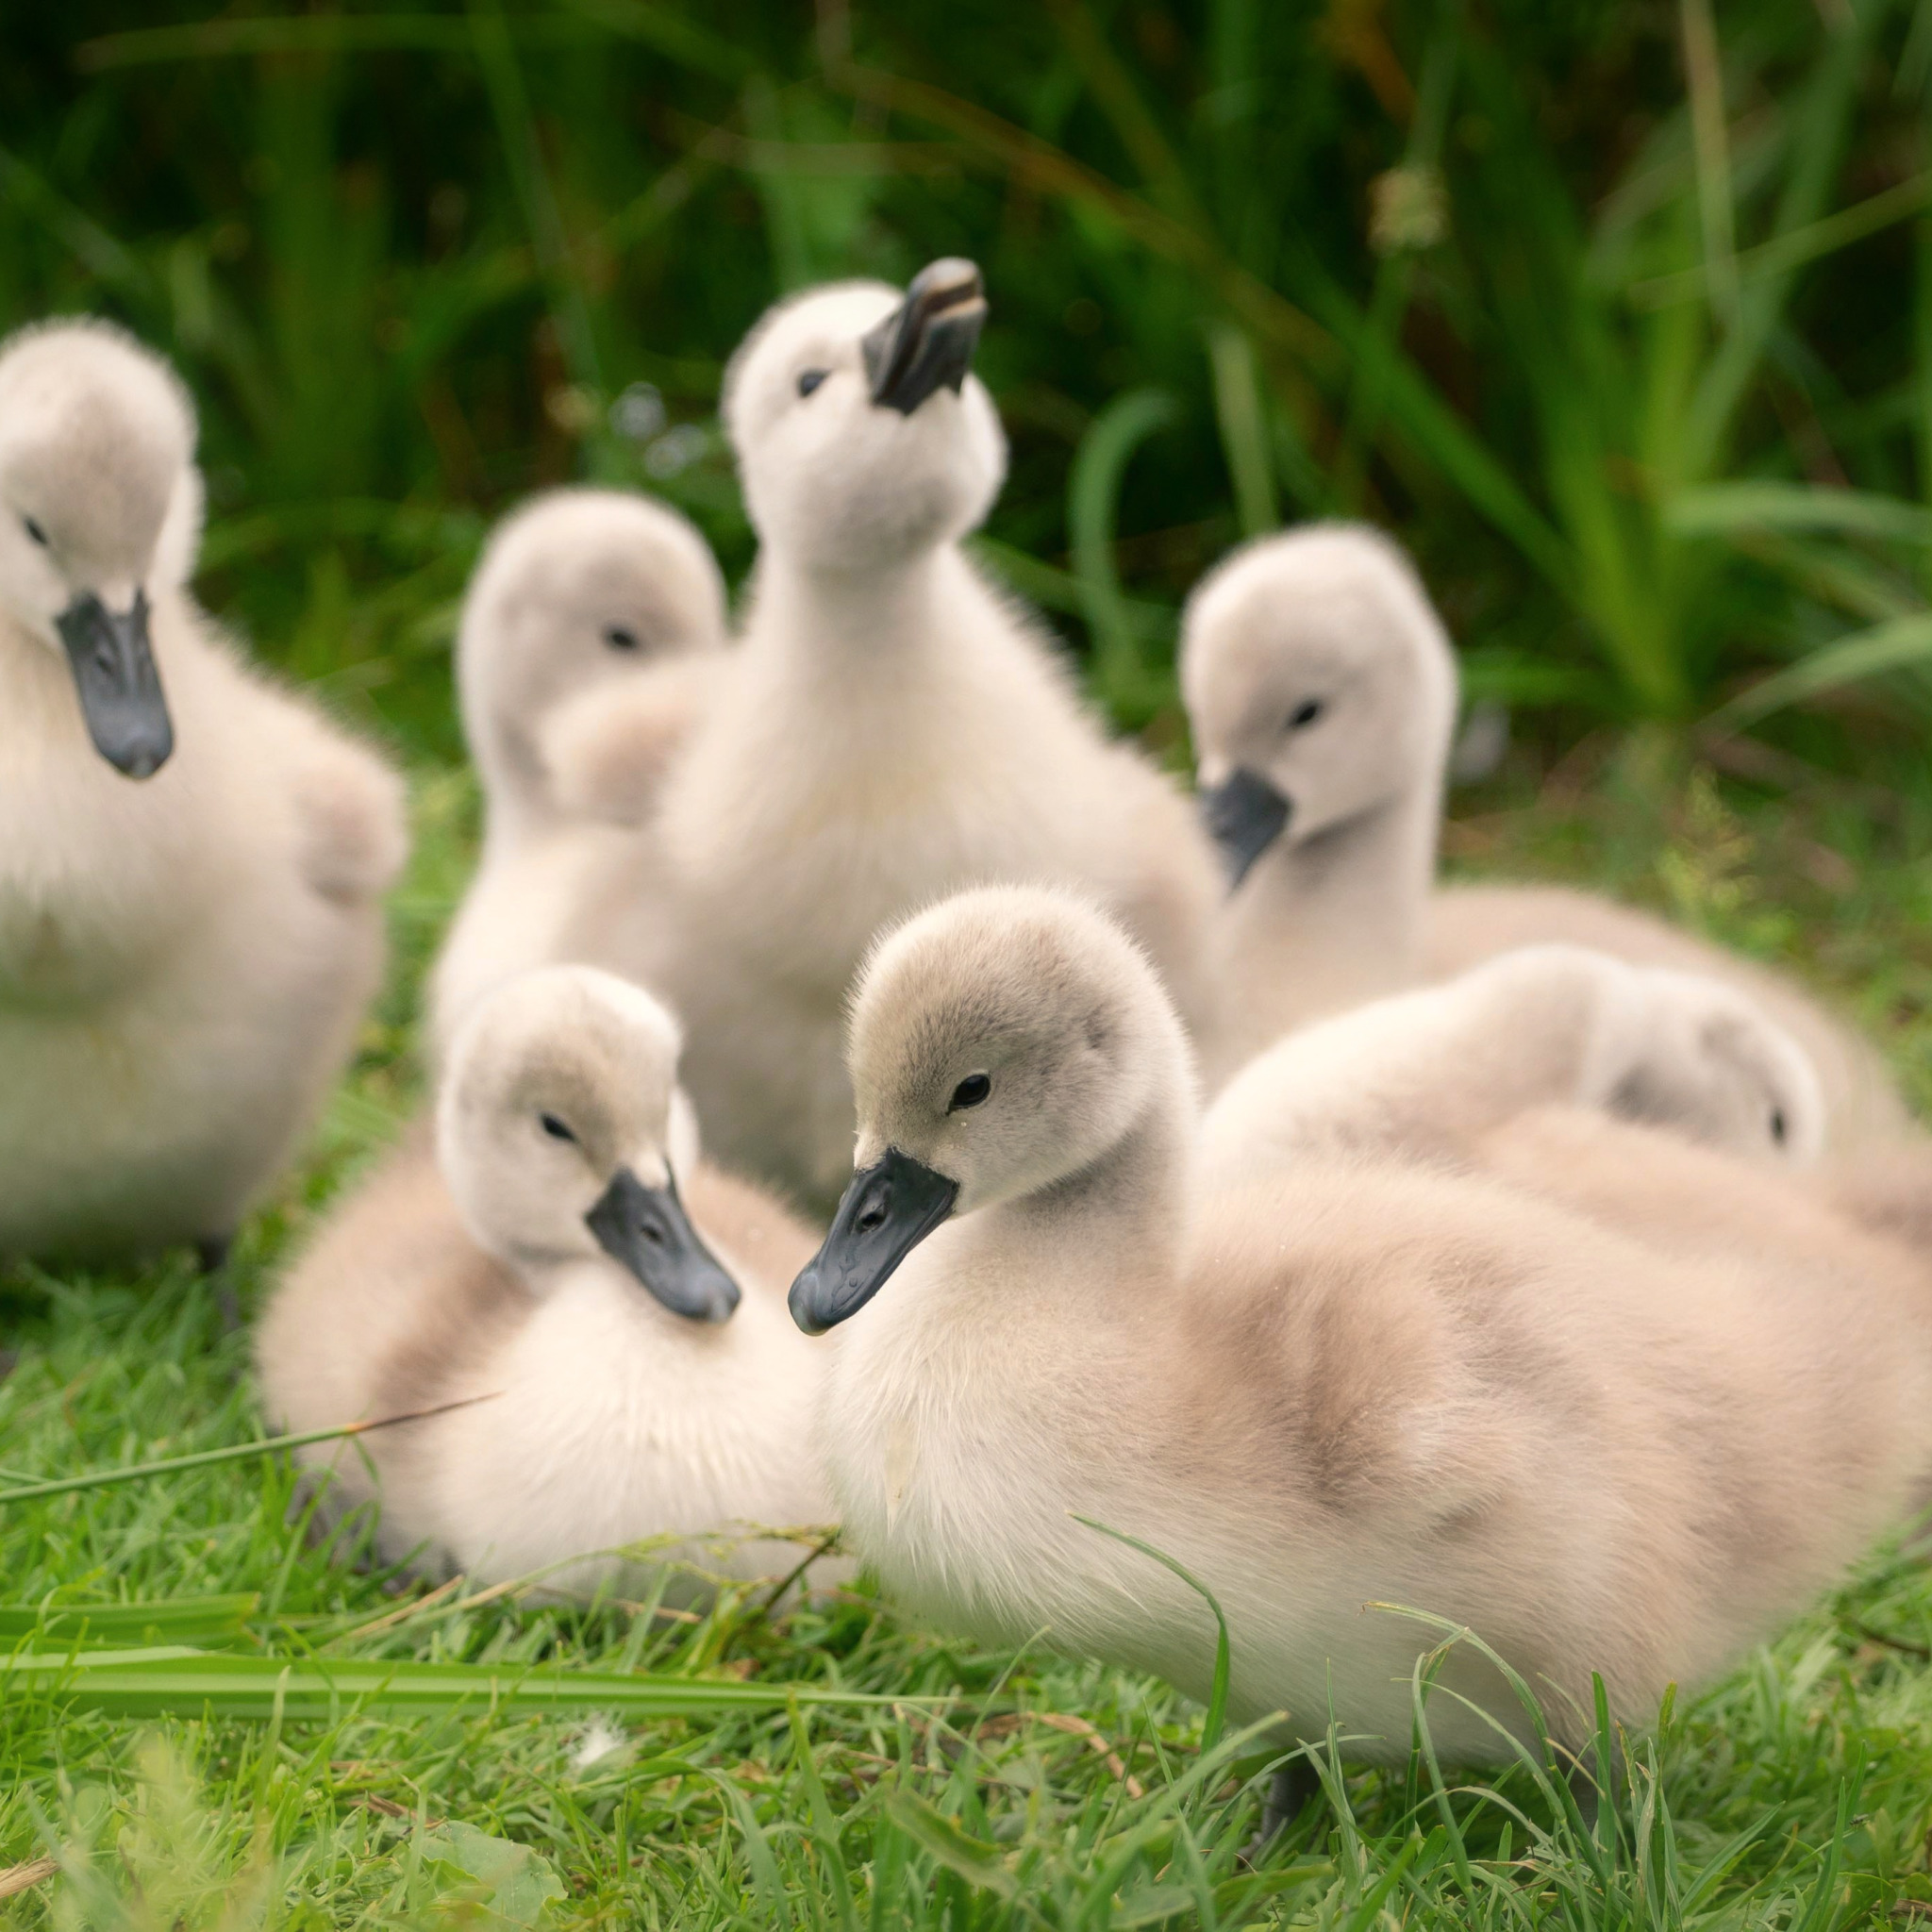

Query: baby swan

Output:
[258, 965, 835, 1598]
[1199, 941, 1824, 1192]
[0, 319, 406, 1264]
[792, 886, 1932, 1775]
[1182, 523, 1907, 1141]
[625, 262, 1219, 1210]
[427, 488, 727, 1051]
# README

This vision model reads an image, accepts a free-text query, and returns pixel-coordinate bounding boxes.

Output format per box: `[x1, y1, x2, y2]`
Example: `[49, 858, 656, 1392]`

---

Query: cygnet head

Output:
[724, 260, 1007, 575]
[438, 964, 741, 1322]
[1611, 967, 1825, 1165]
[0, 322, 203, 778]
[1180, 524, 1458, 889]
[790, 885, 1186, 1334]
[458, 487, 725, 794]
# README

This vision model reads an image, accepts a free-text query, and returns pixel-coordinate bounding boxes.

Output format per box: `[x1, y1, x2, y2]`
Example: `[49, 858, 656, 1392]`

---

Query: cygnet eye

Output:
[796, 369, 829, 398]
[603, 624, 641, 652]
[1287, 697, 1326, 731]
[1770, 1108, 1788, 1146]
[20, 514, 48, 548]
[948, 1073, 992, 1112]
[539, 1111, 578, 1143]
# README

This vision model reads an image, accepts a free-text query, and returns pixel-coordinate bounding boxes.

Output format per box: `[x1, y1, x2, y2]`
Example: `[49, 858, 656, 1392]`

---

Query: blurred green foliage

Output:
[3, 0, 1930, 756]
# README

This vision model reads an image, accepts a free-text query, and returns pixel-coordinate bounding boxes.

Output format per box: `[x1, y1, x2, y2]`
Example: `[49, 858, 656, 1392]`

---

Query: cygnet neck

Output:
[750, 542, 972, 675]
[975, 1016, 1198, 1301]
[1211, 774, 1441, 1075]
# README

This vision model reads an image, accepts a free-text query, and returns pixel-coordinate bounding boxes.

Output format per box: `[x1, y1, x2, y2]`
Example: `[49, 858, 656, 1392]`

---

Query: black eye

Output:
[603, 624, 640, 652]
[948, 1074, 991, 1112]
[1288, 698, 1325, 730]
[1770, 1108, 1787, 1145]
[796, 369, 828, 398]
[540, 1112, 577, 1143]
[21, 515, 47, 547]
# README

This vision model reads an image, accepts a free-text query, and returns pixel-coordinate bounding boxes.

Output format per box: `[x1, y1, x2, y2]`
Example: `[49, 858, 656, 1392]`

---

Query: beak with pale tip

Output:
[860, 259, 988, 416]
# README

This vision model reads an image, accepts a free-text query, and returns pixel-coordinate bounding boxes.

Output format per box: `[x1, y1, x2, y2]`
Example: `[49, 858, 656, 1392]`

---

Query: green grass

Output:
[4, 741, 1932, 1928]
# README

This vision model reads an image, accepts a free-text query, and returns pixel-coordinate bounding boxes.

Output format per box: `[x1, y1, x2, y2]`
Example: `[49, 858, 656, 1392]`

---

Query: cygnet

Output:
[1181, 522, 1908, 1142]
[1198, 941, 1824, 1194]
[607, 262, 1220, 1210]
[426, 488, 727, 1052]
[258, 964, 837, 1598]
[789, 884, 1932, 1790]
[0, 319, 406, 1265]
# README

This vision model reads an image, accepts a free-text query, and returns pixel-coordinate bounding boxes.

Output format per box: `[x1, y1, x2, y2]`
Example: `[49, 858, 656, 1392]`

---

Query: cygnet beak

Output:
[1199, 767, 1291, 891]
[789, 1145, 959, 1335]
[55, 588, 174, 779]
[860, 258, 988, 416]
[585, 1166, 741, 1323]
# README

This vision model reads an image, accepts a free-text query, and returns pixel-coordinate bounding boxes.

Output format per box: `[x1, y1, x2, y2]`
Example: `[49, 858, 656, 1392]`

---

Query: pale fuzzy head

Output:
[1608, 967, 1826, 1165]
[458, 487, 725, 797]
[0, 318, 200, 643]
[437, 964, 740, 1319]
[1181, 524, 1458, 876]
[846, 886, 1185, 1215]
[723, 273, 1007, 575]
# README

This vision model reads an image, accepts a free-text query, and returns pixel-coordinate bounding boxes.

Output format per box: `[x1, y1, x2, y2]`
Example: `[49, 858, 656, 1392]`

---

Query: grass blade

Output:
[1071, 1513, 1230, 1753]
[1707, 611, 1932, 728]
[0, 1648, 919, 1722]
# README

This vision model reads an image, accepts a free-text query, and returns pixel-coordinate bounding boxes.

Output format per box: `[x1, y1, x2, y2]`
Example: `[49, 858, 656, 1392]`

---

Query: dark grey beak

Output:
[56, 588, 173, 779]
[860, 258, 988, 415]
[789, 1146, 959, 1336]
[586, 1166, 741, 1324]
[1200, 767, 1291, 891]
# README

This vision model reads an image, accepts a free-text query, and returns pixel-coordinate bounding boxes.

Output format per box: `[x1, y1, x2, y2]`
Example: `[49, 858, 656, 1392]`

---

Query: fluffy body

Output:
[258, 966, 836, 1598]
[0, 320, 404, 1258]
[1199, 941, 1824, 1191]
[812, 886, 1932, 1763]
[427, 489, 727, 1053]
[600, 278, 1219, 1210]
[1183, 523, 1907, 1142]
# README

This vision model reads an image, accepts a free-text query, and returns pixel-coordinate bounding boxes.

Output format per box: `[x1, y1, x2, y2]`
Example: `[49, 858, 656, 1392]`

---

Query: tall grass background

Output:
[8, 2, 1932, 1924]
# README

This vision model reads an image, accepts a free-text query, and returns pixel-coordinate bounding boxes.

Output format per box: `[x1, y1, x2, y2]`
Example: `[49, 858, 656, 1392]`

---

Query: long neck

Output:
[745, 544, 991, 693]
[1207, 776, 1441, 1080]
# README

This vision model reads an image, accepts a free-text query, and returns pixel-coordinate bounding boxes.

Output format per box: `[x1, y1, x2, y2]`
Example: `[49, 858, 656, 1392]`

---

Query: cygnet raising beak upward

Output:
[1199, 767, 1291, 890]
[587, 1165, 741, 1324]
[860, 259, 988, 416]
[56, 585, 173, 779]
[789, 1145, 958, 1335]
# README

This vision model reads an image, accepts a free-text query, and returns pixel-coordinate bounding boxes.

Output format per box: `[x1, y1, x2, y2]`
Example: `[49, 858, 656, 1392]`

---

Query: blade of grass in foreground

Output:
[0, 1647, 922, 1721]
[0, 1392, 500, 1506]
[0, 1596, 257, 1645]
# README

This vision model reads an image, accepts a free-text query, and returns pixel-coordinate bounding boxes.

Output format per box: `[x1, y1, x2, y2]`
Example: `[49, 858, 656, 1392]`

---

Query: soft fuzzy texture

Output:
[586, 277, 1221, 1212]
[0, 320, 405, 1259]
[1182, 522, 1909, 1143]
[258, 965, 838, 1601]
[810, 885, 1932, 1766]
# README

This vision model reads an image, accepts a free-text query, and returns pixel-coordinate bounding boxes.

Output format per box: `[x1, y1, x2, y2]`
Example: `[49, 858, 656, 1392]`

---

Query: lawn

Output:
[3, 729, 1931, 1930]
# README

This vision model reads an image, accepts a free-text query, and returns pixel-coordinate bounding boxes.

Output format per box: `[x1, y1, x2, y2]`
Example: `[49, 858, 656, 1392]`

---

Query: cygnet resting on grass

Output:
[1199, 941, 1824, 1193]
[1181, 523, 1908, 1141]
[789, 885, 1932, 1803]
[258, 964, 837, 1599]
[426, 488, 727, 1052]
[617, 262, 1220, 1209]
[0, 319, 406, 1265]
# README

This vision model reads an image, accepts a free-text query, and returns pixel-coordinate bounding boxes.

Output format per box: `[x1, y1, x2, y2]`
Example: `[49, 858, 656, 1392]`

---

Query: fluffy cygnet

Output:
[426, 488, 727, 1052]
[258, 964, 836, 1598]
[1181, 523, 1907, 1141]
[1199, 941, 1824, 1193]
[0, 319, 406, 1263]
[604, 262, 1220, 1210]
[790, 884, 1932, 1776]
